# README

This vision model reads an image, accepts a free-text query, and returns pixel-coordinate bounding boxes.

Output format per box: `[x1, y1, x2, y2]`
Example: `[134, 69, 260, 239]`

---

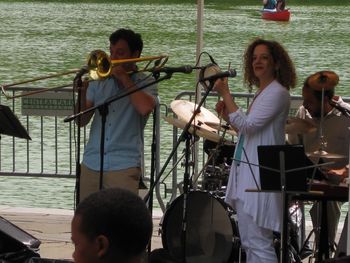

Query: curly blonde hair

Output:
[243, 38, 296, 91]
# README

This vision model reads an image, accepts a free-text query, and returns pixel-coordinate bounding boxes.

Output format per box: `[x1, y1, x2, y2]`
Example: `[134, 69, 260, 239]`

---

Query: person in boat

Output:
[276, 0, 286, 11]
[75, 28, 158, 202]
[71, 188, 153, 263]
[214, 38, 296, 263]
[288, 72, 350, 255]
[263, 0, 277, 11]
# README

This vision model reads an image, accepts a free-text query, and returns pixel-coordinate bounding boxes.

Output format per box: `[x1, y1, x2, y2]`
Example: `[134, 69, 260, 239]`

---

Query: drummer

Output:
[288, 71, 350, 253]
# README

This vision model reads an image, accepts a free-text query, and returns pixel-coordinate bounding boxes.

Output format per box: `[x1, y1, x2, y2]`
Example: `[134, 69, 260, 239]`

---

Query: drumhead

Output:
[162, 191, 234, 263]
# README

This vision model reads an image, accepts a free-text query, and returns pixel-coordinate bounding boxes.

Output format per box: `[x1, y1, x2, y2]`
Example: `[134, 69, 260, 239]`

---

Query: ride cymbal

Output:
[170, 100, 219, 132]
[307, 70, 339, 91]
[285, 117, 317, 134]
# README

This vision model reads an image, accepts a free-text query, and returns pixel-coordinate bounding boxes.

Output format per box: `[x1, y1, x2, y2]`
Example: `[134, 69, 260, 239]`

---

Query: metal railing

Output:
[0, 87, 78, 178]
[1, 87, 349, 211]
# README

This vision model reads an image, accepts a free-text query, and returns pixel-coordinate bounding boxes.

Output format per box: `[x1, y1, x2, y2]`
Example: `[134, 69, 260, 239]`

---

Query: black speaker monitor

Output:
[0, 216, 41, 253]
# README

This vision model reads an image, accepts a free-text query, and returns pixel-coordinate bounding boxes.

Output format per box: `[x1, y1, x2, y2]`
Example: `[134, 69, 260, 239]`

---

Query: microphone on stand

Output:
[200, 69, 237, 82]
[199, 63, 236, 90]
[151, 64, 195, 80]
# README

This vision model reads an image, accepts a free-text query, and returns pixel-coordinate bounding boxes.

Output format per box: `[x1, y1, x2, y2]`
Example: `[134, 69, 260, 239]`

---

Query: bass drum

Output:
[161, 191, 240, 263]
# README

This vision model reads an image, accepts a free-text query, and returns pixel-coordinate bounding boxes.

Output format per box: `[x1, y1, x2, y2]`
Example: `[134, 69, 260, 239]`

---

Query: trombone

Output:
[1, 50, 168, 99]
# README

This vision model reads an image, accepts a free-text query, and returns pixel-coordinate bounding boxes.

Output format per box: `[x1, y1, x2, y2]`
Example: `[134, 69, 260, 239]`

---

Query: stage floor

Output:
[0, 205, 344, 262]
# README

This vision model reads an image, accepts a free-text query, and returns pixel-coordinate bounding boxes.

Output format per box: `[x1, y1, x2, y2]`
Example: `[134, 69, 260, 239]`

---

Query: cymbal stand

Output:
[314, 87, 328, 156]
[308, 87, 334, 260]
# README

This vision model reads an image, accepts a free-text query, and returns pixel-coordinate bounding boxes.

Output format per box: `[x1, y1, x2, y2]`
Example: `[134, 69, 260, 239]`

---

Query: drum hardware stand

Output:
[193, 129, 227, 188]
[312, 87, 331, 159]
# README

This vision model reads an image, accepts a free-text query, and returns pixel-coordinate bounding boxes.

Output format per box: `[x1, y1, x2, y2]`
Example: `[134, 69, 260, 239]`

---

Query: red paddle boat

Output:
[261, 9, 291, 22]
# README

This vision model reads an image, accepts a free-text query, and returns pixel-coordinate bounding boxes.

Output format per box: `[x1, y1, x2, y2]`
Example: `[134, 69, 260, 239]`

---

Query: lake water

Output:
[0, 2, 349, 212]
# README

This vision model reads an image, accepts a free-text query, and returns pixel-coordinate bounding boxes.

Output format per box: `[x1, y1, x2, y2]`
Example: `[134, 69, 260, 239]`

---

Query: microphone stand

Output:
[97, 103, 108, 190]
[146, 105, 158, 259]
[72, 67, 88, 207]
[65, 72, 171, 198]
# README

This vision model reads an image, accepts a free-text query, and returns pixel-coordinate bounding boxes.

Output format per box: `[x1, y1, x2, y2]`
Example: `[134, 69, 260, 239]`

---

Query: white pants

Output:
[236, 200, 278, 263]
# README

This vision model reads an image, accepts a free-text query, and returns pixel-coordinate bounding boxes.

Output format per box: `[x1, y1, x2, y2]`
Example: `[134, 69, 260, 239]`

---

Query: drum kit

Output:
[160, 71, 345, 263]
[161, 100, 318, 262]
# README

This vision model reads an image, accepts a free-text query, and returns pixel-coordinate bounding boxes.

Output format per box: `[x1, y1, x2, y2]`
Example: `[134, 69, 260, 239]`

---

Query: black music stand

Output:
[258, 144, 309, 192]
[255, 144, 333, 263]
[0, 104, 31, 140]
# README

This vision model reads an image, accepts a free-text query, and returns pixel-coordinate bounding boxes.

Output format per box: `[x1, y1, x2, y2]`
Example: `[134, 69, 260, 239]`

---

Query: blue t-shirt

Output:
[82, 72, 157, 171]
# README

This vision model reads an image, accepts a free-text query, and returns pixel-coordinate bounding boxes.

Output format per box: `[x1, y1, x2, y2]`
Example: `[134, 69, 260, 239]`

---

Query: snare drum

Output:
[161, 191, 240, 263]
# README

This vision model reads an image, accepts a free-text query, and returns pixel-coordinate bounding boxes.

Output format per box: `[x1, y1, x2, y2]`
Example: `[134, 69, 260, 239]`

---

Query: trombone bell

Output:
[87, 50, 112, 80]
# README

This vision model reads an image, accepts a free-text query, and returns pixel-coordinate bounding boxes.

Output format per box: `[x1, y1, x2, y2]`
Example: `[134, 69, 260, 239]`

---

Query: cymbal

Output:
[163, 116, 226, 143]
[204, 121, 237, 136]
[170, 100, 219, 132]
[307, 150, 346, 159]
[285, 117, 317, 134]
[307, 70, 339, 91]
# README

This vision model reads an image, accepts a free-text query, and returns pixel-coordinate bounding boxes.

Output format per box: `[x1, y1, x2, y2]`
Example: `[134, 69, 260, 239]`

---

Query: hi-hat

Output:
[285, 117, 317, 134]
[307, 150, 345, 159]
[204, 121, 237, 136]
[170, 100, 219, 132]
[307, 70, 339, 91]
[164, 116, 229, 144]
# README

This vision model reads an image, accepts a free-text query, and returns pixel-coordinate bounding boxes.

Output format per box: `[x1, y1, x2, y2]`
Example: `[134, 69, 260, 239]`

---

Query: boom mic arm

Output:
[200, 69, 237, 82]
[153, 65, 194, 74]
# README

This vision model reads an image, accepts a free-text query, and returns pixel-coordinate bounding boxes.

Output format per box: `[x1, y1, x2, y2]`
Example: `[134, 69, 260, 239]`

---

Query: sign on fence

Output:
[21, 91, 74, 116]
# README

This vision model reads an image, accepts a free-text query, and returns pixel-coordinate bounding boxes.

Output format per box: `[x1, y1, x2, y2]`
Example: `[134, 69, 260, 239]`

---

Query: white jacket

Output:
[225, 80, 290, 232]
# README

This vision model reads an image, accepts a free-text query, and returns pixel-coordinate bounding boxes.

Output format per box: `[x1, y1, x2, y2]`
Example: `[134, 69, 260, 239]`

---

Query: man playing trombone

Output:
[75, 28, 158, 202]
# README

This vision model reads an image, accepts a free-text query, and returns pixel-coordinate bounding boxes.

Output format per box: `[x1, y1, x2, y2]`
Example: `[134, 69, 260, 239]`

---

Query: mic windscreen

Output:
[200, 64, 221, 90]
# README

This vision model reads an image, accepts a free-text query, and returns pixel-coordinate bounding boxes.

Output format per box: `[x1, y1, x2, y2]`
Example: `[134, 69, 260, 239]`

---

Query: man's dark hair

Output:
[303, 76, 335, 102]
[75, 188, 152, 261]
[109, 28, 143, 55]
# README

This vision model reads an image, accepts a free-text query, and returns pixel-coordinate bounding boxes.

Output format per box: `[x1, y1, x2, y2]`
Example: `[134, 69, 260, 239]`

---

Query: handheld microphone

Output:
[153, 65, 193, 74]
[200, 69, 237, 82]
